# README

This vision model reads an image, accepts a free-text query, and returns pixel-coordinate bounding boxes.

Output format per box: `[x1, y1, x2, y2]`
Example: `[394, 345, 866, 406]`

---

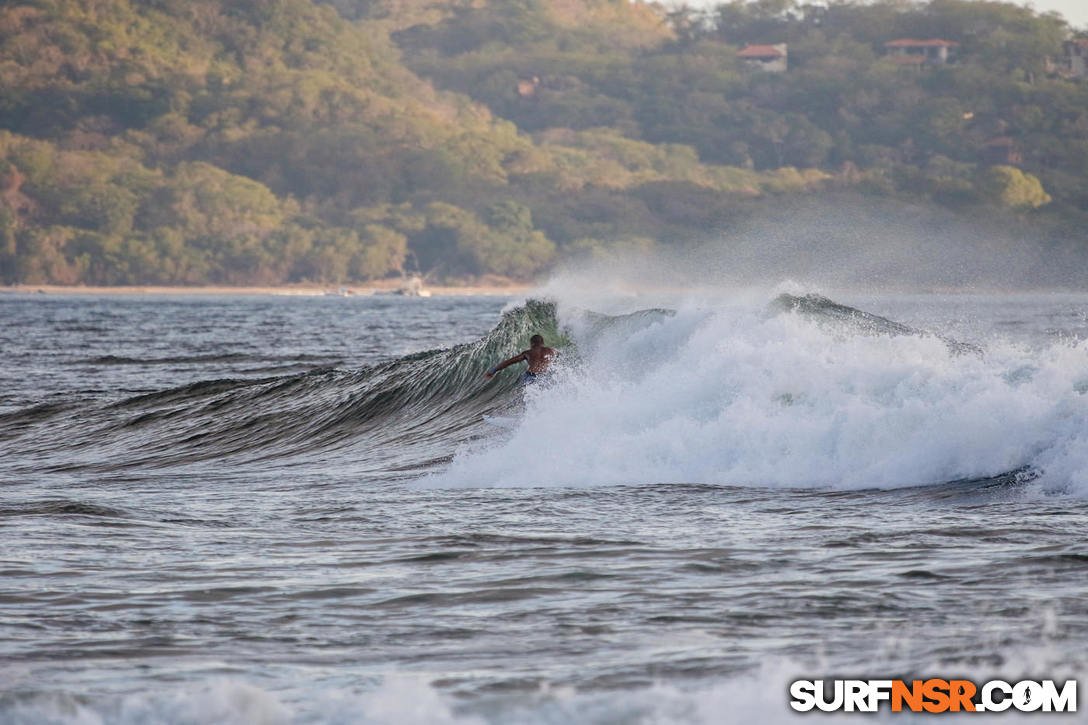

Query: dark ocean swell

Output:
[0, 300, 563, 477]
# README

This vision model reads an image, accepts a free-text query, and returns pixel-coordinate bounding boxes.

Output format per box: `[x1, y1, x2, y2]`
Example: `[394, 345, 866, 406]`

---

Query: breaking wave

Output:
[3, 294, 1087, 493]
[429, 294, 1088, 494]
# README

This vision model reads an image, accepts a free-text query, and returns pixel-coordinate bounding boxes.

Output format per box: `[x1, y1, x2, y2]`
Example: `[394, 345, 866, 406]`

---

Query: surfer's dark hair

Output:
[530, 334, 544, 345]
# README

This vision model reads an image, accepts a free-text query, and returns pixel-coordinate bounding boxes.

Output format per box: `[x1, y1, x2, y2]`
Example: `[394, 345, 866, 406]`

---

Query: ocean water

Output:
[1, 289, 1086, 724]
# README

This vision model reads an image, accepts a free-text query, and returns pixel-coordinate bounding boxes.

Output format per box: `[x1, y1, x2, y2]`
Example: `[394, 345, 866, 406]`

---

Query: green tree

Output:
[0, 207, 17, 282]
[352, 224, 407, 279]
[977, 165, 1051, 211]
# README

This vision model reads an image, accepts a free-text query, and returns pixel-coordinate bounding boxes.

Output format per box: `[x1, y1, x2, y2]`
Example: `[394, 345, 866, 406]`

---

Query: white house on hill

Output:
[884, 39, 959, 65]
[1065, 39, 1088, 78]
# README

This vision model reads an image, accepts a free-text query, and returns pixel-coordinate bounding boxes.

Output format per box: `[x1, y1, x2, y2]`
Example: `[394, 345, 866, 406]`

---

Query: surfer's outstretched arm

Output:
[485, 351, 527, 379]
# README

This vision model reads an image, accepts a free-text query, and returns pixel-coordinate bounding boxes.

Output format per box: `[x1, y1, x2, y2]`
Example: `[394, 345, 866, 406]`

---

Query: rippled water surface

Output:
[1, 291, 1086, 724]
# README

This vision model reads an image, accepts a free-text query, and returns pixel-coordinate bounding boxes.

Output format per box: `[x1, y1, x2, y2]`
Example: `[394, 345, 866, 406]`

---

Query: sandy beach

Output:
[2, 279, 531, 297]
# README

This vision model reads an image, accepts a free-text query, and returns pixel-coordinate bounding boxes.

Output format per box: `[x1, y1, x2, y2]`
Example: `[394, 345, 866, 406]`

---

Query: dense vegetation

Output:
[0, 0, 1084, 285]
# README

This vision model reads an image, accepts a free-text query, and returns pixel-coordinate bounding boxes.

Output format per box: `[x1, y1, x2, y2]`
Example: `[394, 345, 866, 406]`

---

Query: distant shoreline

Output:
[1, 281, 531, 297]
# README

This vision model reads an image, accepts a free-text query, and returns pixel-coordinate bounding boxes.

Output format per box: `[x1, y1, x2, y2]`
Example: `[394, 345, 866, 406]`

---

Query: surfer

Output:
[485, 334, 557, 384]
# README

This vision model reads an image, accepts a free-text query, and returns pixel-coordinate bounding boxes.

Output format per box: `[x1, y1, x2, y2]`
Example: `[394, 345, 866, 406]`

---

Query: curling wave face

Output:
[0, 300, 560, 478]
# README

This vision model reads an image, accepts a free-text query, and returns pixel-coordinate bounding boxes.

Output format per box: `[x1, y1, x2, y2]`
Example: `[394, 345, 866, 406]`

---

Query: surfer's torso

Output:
[523, 345, 556, 375]
[485, 338, 558, 381]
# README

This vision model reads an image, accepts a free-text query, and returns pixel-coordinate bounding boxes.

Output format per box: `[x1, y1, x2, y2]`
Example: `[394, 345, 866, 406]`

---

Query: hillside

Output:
[0, 0, 1085, 285]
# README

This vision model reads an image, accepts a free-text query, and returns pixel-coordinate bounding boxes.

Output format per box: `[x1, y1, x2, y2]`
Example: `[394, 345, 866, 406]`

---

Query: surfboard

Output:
[482, 415, 519, 430]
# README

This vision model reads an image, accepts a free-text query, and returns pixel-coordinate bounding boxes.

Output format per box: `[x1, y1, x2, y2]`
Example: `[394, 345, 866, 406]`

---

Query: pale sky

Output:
[1029, 0, 1088, 29]
[668, 1, 1088, 30]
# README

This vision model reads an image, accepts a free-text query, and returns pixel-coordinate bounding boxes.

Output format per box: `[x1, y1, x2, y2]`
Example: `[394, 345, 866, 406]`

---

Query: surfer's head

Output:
[530, 334, 544, 346]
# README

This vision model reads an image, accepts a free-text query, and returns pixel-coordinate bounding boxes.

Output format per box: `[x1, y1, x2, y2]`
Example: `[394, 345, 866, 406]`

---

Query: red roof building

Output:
[737, 44, 783, 58]
[737, 43, 788, 72]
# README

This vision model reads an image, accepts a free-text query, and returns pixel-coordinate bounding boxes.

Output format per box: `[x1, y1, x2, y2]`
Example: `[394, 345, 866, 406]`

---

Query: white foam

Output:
[0, 677, 479, 725]
[429, 295, 1088, 493]
[7, 651, 1081, 725]
[0, 680, 291, 725]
